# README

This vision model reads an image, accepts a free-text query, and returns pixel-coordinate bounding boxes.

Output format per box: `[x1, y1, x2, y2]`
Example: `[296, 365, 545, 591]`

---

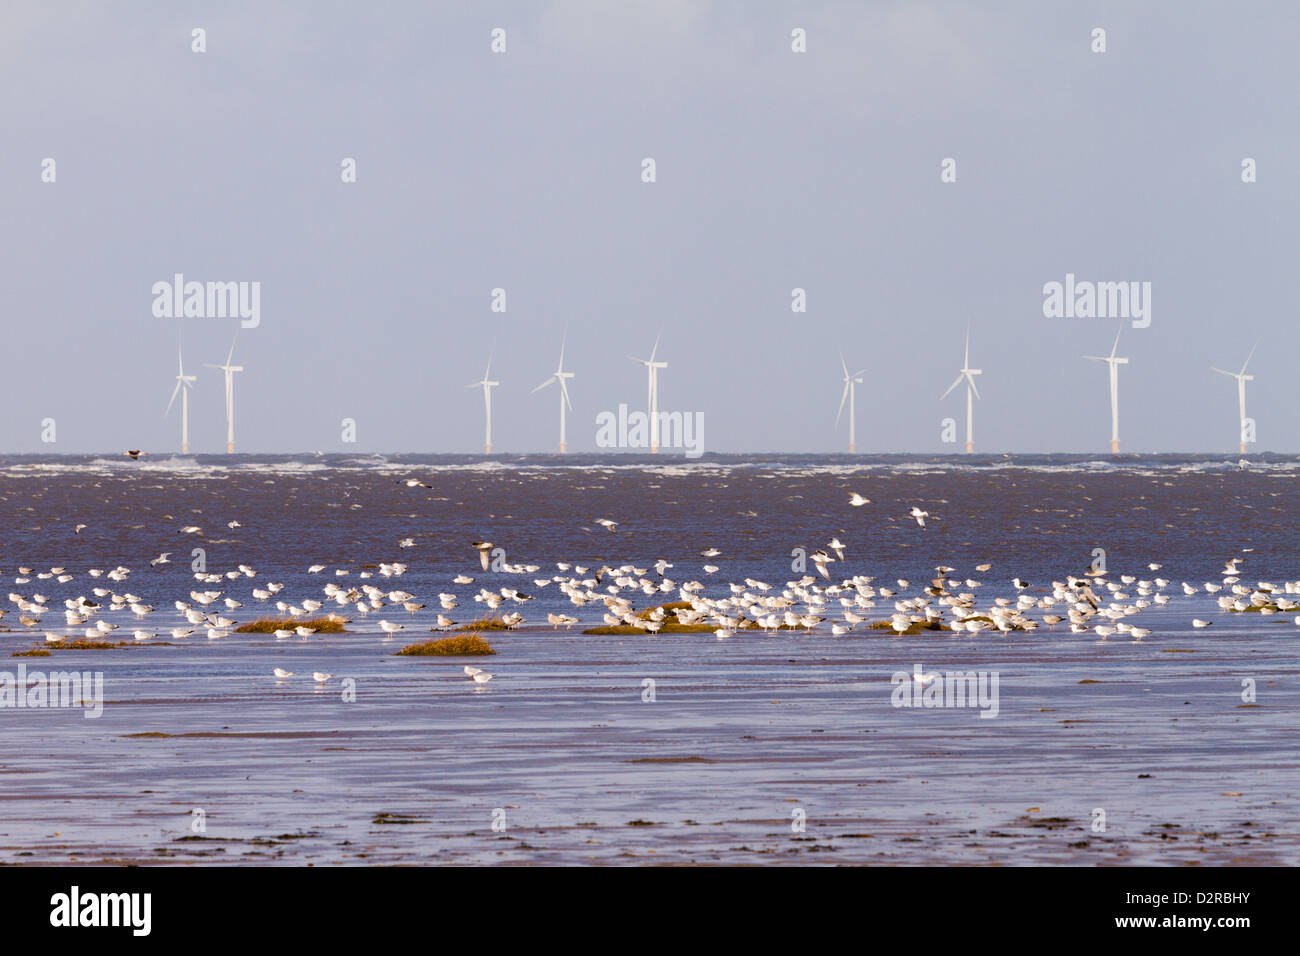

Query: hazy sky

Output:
[4, 1, 1298, 455]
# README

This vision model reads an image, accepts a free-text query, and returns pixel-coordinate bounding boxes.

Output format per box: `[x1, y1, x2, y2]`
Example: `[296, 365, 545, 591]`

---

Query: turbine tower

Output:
[204, 337, 244, 454]
[629, 331, 668, 454]
[533, 336, 575, 453]
[940, 327, 982, 454]
[164, 342, 197, 454]
[1085, 326, 1129, 454]
[1211, 339, 1260, 455]
[467, 355, 500, 454]
[836, 353, 866, 453]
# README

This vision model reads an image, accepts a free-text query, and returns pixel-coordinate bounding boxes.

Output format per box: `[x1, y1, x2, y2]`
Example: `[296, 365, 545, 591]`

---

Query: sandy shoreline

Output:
[2, 618, 1296, 866]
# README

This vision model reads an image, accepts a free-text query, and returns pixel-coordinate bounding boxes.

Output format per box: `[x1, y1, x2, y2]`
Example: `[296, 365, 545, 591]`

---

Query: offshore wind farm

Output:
[145, 320, 1281, 459]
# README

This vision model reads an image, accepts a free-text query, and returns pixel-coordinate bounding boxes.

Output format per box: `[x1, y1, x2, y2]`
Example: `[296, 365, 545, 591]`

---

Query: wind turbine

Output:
[204, 336, 244, 454]
[836, 353, 866, 453]
[164, 342, 197, 454]
[629, 331, 668, 453]
[467, 355, 500, 454]
[940, 327, 982, 454]
[1085, 326, 1129, 454]
[532, 336, 574, 453]
[1211, 339, 1260, 455]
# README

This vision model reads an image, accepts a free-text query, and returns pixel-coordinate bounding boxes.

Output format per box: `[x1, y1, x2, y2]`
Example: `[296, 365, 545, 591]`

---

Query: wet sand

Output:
[2, 612, 1296, 865]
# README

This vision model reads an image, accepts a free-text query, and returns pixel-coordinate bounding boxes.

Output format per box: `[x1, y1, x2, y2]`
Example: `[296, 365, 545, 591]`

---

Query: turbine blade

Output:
[1209, 367, 1235, 378]
[966, 372, 982, 401]
[559, 377, 573, 411]
[836, 381, 850, 423]
[165, 379, 182, 417]
[649, 329, 662, 363]
[839, 351, 848, 379]
[532, 376, 556, 393]
[1240, 337, 1261, 375]
[940, 374, 964, 400]
[1109, 326, 1122, 359]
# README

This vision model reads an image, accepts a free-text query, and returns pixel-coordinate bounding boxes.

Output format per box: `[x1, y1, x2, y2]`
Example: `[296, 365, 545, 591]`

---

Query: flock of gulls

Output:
[3, 490, 1297, 688]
